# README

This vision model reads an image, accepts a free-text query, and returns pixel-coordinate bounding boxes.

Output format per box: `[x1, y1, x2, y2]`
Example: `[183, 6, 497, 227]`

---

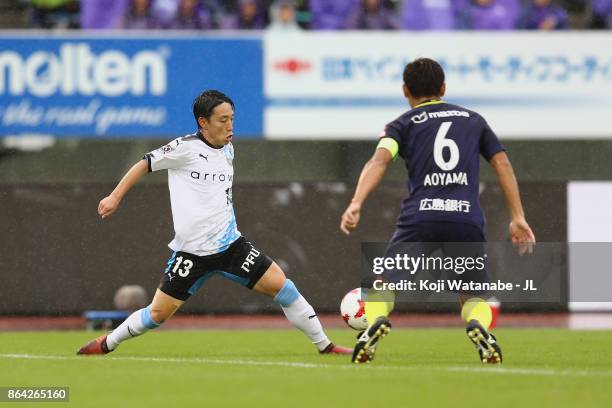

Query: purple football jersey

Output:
[383, 101, 504, 229]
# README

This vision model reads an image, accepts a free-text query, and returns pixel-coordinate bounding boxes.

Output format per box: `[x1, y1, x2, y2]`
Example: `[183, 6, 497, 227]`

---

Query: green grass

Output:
[1, 328, 611, 408]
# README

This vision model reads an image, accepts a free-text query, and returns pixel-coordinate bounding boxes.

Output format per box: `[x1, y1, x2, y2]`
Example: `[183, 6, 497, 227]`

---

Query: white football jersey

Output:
[145, 133, 241, 256]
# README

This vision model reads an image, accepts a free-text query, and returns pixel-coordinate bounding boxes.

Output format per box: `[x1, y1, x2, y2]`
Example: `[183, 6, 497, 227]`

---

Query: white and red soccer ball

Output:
[340, 288, 368, 330]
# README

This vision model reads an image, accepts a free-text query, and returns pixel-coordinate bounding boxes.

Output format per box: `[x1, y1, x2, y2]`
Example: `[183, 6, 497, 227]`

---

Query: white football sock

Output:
[281, 295, 331, 351]
[106, 306, 160, 351]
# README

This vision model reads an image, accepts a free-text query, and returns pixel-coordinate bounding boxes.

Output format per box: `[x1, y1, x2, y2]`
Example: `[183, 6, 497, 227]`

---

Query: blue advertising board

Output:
[0, 34, 263, 138]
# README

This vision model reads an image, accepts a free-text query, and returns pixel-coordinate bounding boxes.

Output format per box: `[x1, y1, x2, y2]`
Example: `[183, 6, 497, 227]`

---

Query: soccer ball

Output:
[340, 288, 368, 330]
[113, 285, 147, 311]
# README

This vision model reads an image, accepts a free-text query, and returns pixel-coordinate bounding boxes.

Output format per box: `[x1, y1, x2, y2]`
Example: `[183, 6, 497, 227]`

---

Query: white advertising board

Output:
[568, 182, 612, 311]
[264, 32, 612, 139]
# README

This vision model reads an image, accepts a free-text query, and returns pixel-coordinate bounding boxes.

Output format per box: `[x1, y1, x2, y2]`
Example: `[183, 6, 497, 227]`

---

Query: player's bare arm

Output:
[340, 147, 393, 235]
[98, 159, 148, 219]
[489, 151, 536, 255]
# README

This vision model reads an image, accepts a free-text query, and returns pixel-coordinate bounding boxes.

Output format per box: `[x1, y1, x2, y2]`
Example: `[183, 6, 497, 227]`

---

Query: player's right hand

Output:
[509, 217, 536, 256]
[340, 202, 362, 235]
[98, 195, 120, 219]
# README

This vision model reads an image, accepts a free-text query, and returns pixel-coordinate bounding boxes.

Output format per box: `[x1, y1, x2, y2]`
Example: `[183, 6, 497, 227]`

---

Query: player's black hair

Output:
[403, 58, 445, 98]
[192, 90, 235, 129]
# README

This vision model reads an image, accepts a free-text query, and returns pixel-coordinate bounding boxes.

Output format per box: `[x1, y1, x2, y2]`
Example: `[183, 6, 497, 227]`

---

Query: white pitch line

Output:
[0, 353, 322, 369]
[1, 353, 612, 379]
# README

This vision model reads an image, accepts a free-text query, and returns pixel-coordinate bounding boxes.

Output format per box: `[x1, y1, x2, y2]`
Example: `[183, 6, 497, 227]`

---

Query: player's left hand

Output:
[509, 217, 536, 256]
[340, 202, 362, 235]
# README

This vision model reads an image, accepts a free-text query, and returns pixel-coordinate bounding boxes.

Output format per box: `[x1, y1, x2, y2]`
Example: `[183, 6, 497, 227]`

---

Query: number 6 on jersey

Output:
[433, 121, 459, 171]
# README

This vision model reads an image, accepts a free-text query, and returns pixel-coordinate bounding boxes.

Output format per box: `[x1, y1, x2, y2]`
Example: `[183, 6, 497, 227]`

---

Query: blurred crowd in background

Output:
[2, 0, 610, 31]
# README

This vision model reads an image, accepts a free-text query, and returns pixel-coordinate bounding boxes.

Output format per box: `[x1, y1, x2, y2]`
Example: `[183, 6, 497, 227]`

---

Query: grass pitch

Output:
[1, 328, 611, 408]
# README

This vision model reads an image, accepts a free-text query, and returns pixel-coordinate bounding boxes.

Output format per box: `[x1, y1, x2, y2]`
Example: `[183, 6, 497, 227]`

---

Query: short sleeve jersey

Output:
[144, 132, 241, 256]
[383, 101, 504, 229]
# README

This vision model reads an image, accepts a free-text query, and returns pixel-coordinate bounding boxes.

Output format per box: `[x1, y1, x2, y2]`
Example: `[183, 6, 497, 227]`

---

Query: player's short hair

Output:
[403, 58, 445, 98]
[192, 90, 235, 128]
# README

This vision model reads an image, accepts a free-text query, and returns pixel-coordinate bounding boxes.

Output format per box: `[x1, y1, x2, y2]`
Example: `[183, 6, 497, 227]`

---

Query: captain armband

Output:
[376, 137, 399, 160]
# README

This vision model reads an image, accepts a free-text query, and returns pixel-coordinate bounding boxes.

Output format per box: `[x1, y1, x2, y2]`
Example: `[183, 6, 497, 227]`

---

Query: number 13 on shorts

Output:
[172, 256, 193, 277]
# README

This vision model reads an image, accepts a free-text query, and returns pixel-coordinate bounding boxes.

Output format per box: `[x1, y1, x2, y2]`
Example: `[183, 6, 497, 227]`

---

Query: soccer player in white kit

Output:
[77, 90, 351, 356]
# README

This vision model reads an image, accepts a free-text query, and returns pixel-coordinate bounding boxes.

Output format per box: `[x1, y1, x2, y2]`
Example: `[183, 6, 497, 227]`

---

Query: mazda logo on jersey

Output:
[190, 172, 233, 182]
[411, 112, 428, 124]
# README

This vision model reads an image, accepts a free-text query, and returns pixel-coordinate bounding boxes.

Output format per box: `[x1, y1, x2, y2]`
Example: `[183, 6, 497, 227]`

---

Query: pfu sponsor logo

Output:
[0, 43, 167, 97]
[241, 247, 261, 273]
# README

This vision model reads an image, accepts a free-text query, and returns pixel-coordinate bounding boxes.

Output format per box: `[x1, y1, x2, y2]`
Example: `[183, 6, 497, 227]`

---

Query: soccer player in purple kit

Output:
[340, 58, 535, 364]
